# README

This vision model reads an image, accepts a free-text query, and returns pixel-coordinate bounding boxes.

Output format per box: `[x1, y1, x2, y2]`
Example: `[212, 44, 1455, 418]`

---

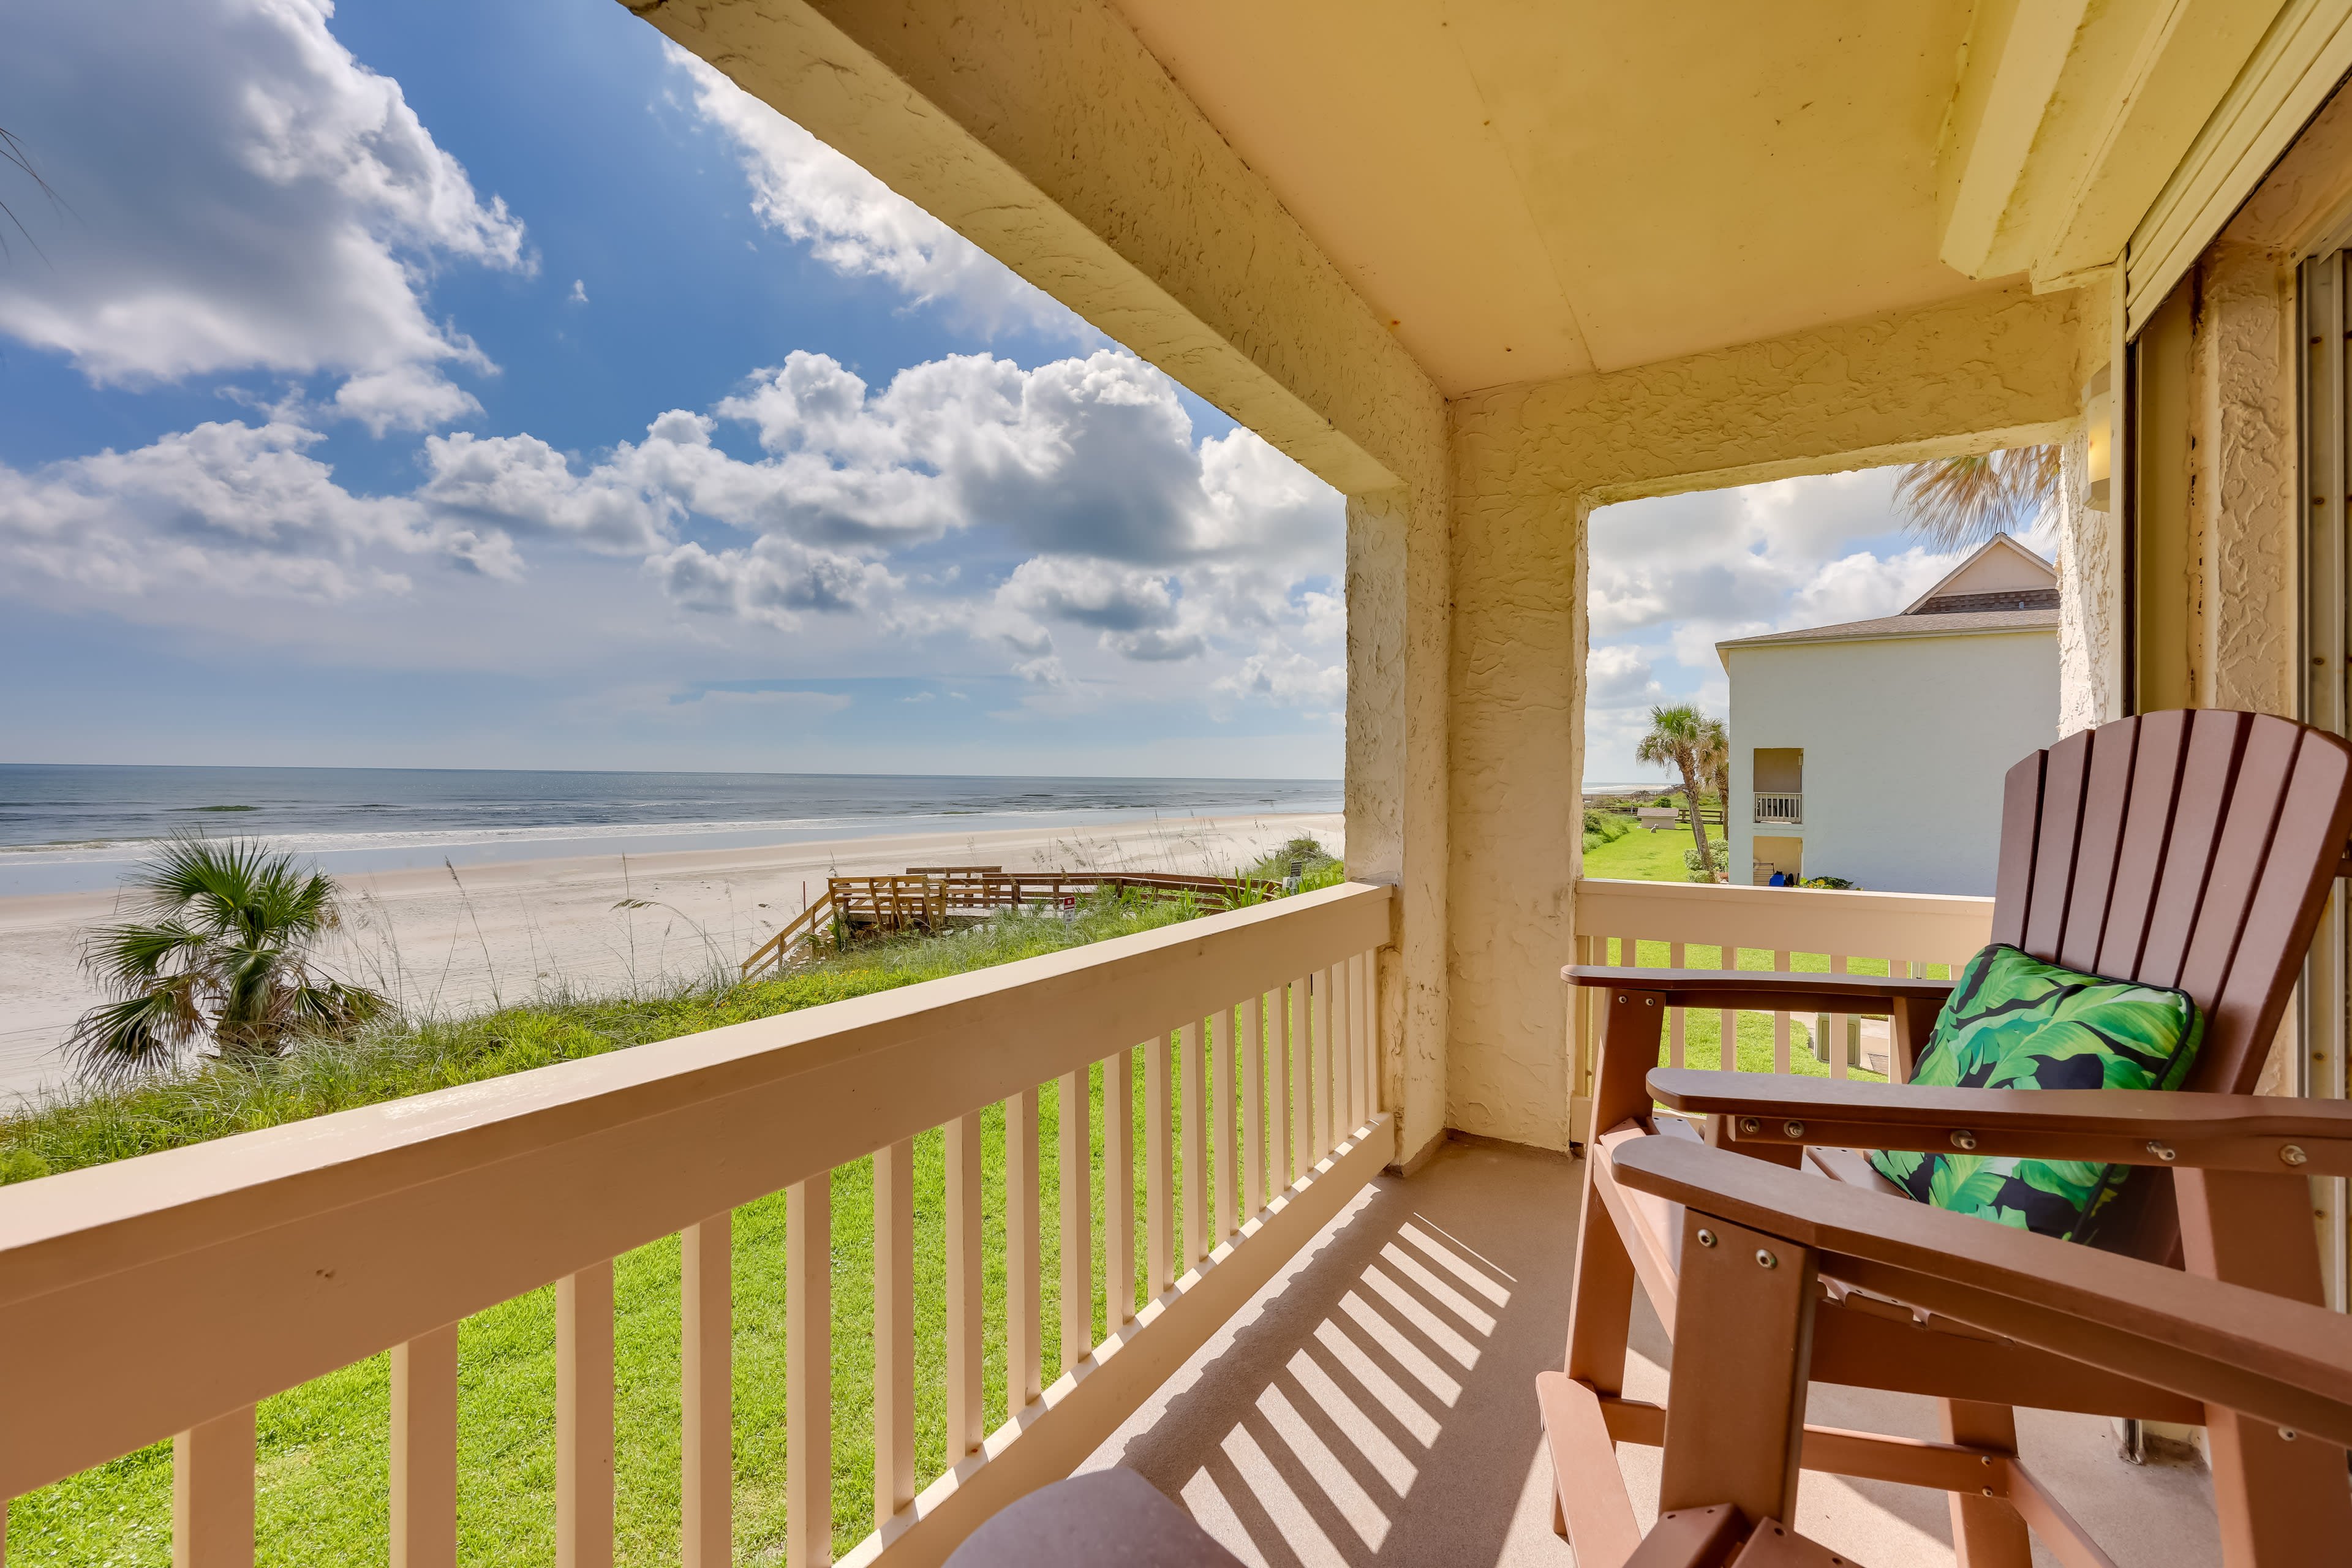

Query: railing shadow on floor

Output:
[1088, 1136, 1583, 1566]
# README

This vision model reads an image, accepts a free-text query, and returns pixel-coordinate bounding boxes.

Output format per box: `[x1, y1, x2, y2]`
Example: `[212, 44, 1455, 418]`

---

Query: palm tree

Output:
[1892, 445, 2060, 551]
[65, 836, 386, 1085]
[1697, 714, 1729, 824]
[1636, 703, 1719, 879]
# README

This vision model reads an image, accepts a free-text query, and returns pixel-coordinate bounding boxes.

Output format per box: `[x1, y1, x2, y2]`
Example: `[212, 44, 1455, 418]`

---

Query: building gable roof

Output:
[1901, 533, 2056, 614]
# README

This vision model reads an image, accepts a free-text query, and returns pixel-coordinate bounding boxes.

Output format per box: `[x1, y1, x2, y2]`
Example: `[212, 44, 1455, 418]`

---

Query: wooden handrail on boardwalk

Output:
[741, 867, 1294, 978]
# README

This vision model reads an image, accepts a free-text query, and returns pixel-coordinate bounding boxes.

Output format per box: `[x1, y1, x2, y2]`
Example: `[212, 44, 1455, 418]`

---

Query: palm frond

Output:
[64, 986, 205, 1086]
[1892, 446, 2060, 551]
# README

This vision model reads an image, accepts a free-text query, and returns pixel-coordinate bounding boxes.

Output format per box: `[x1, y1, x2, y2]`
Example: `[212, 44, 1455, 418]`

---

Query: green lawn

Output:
[1580, 817, 1707, 882]
[2, 897, 1321, 1565]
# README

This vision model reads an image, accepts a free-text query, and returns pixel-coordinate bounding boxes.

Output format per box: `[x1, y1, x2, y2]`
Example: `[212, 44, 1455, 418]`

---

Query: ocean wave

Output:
[0, 804, 1297, 866]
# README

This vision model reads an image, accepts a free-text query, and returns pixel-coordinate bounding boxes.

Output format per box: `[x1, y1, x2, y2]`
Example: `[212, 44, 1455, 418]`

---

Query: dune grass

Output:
[0, 883, 1338, 1564]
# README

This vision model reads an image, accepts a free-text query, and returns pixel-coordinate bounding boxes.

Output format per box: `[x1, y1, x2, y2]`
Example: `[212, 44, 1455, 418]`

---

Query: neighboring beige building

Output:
[1720, 537, 2060, 895]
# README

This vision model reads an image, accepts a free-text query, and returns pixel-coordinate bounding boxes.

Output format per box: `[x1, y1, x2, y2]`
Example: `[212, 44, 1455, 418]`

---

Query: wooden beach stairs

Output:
[739, 866, 1288, 977]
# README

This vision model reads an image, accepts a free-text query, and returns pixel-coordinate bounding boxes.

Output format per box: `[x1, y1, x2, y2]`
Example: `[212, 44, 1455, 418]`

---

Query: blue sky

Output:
[0, 0, 2016, 783]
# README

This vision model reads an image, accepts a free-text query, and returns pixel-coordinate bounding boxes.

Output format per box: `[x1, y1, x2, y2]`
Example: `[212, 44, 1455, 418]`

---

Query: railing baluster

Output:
[875, 1138, 916, 1526]
[1337, 959, 1354, 1135]
[391, 1323, 458, 1568]
[1718, 940, 1738, 1072]
[1210, 1008, 1235, 1248]
[1268, 986, 1292, 1193]
[786, 1177, 831, 1568]
[1316, 966, 1337, 1156]
[1294, 979, 1311, 1167]
[1058, 1071, 1092, 1370]
[946, 1112, 985, 1455]
[1773, 949, 1792, 1075]
[1147, 1030, 1174, 1298]
[1669, 941, 1687, 1068]
[1181, 1019, 1205, 1267]
[174, 1405, 255, 1568]
[1104, 1052, 1136, 1329]
[1353, 950, 1375, 1128]
[1242, 997, 1265, 1219]
[1830, 956, 1850, 1080]
[557, 1261, 615, 1568]
[1008, 1087, 1042, 1409]
[682, 1217, 732, 1568]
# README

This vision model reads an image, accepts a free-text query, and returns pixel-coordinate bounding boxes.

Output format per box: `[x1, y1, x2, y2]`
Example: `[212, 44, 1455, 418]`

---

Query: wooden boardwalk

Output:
[740, 866, 1288, 977]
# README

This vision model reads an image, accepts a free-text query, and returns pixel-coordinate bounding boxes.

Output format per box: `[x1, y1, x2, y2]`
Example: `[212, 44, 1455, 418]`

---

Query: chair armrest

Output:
[1609, 1136, 2352, 1449]
[1563, 965, 1954, 1016]
[1649, 1069, 2352, 1177]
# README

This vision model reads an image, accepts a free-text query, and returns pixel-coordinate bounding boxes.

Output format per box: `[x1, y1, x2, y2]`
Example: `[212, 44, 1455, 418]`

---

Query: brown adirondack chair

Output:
[1544, 1133, 2352, 1567]
[1550, 709, 2352, 1567]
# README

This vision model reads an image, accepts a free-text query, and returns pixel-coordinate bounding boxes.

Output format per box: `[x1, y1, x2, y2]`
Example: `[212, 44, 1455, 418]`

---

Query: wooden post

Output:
[391, 1323, 459, 1568]
[1289, 979, 1311, 1182]
[1104, 1050, 1137, 1327]
[875, 1140, 916, 1527]
[946, 1113, 985, 1454]
[1668, 940, 1687, 1069]
[1268, 987, 1292, 1194]
[1772, 950, 1792, 1074]
[557, 1261, 615, 1568]
[173, 1406, 255, 1568]
[1008, 1087, 1042, 1409]
[1058, 1071, 1092, 1371]
[1147, 1030, 1174, 1298]
[1181, 1020, 1205, 1267]
[682, 1217, 732, 1568]
[1719, 941, 1738, 1072]
[1315, 967, 1336, 1156]
[786, 1176, 831, 1568]
[1210, 1008, 1236, 1246]
[1242, 995, 1266, 1216]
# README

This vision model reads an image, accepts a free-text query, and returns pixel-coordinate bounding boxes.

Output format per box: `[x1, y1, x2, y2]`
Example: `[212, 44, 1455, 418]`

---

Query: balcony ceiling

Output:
[1109, 0, 2003, 396]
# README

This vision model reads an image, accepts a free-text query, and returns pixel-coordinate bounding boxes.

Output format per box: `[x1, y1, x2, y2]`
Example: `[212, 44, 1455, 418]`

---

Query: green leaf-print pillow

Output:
[1866, 943, 2201, 1244]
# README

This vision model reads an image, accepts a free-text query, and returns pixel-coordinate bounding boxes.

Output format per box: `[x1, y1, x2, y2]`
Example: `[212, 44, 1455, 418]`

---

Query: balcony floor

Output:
[1080, 1136, 2220, 1567]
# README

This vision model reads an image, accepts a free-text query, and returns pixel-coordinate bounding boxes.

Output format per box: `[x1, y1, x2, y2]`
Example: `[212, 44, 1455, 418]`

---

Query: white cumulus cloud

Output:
[671, 45, 1082, 341]
[0, 0, 528, 432]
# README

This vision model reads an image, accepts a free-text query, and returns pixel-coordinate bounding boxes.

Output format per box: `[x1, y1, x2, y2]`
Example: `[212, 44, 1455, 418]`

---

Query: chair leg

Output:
[1564, 1153, 1640, 1396]
[2176, 1168, 2352, 1565]
[1938, 1400, 2030, 1568]
[1657, 1210, 1816, 1529]
[1557, 986, 1671, 1536]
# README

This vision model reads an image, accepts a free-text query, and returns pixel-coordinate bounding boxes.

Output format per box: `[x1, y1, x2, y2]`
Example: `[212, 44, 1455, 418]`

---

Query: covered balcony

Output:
[6, 2, 2350, 1565]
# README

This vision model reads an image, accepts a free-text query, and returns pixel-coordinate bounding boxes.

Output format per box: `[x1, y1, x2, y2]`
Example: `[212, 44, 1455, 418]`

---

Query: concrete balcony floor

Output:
[1082, 1137, 2220, 1567]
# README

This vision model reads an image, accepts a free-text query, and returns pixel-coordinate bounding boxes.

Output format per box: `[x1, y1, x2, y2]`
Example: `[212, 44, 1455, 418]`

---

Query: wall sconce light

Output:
[2082, 364, 2113, 512]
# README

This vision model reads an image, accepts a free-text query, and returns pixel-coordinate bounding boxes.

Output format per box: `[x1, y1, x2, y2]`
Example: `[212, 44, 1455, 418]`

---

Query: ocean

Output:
[0, 765, 1343, 896]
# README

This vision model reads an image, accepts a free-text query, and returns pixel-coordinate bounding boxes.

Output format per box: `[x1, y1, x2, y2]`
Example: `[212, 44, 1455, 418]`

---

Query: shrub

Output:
[1581, 809, 1631, 852]
[1683, 841, 1726, 883]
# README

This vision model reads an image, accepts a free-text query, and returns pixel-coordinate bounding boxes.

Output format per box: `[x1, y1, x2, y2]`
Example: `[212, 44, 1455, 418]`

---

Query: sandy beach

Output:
[0, 812, 1340, 1104]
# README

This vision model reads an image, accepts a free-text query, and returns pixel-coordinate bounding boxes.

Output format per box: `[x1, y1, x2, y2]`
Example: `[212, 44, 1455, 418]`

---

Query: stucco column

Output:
[1346, 484, 1451, 1171]
[1442, 428, 1585, 1152]
[2190, 242, 2298, 717]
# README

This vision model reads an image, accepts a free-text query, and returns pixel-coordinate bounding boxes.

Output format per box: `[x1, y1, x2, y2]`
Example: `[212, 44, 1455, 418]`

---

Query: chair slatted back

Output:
[1988, 710, 2352, 1102]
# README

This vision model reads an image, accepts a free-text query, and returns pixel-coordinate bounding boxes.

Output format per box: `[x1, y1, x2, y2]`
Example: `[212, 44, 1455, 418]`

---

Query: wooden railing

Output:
[1569, 877, 1992, 1143]
[0, 882, 1394, 1567]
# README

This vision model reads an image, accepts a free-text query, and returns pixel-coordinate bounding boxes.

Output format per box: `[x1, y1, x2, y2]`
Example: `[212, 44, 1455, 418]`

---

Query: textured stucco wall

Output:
[1446, 287, 2086, 1150]
[2055, 420, 2120, 736]
[2190, 243, 2297, 718]
[1345, 484, 1450, 1164]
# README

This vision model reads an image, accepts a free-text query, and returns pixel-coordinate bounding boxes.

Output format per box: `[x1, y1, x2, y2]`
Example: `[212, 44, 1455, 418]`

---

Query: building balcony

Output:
[0, 881, 2230, 1566]
[1754, 791, 1804, 825]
